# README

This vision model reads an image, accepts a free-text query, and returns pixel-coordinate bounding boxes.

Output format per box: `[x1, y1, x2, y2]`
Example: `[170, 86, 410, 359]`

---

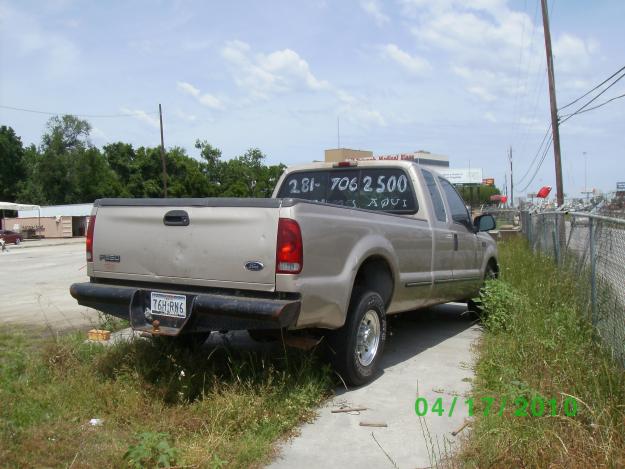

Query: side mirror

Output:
[474, 214, 496, 232]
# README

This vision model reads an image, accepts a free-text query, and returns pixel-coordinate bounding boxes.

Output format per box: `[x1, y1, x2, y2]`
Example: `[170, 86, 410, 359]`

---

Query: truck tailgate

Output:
[91, 199, 280, 290]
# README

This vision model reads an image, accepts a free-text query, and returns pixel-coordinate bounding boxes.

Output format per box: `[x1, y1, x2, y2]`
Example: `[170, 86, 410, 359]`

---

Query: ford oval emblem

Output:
[245, 261, 264, 272]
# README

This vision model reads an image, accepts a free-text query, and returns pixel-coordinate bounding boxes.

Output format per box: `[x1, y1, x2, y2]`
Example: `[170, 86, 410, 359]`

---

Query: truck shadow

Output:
[203, 302, 479, 389]
[381, 302, 478, 371]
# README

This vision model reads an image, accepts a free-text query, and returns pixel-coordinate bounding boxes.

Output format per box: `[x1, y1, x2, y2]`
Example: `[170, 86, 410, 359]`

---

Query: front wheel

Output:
[327, 290, 386, 386]
[468, 263, 498, 315]
[15, 238, 21, 245]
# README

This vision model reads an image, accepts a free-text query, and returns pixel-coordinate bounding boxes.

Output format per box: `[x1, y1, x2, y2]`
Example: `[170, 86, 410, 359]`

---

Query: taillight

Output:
[276, 218, 303, 274]
[86, 215, 96, 262]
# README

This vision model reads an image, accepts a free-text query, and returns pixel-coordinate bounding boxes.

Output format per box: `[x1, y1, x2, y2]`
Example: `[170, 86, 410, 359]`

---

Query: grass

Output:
[0, 329, 333, 468]
[460, 237, 625, 468]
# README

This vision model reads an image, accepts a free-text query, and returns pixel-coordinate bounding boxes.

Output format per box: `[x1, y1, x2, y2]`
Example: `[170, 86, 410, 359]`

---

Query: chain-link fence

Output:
[520, 210, 625, 365]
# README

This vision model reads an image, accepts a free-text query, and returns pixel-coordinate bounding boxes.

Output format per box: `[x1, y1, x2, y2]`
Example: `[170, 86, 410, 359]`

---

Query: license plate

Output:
[150, 292, 187, 318]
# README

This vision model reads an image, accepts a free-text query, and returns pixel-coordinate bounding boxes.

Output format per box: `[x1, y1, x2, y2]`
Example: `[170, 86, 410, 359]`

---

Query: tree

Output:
[0, 126, 26, 202]
[218, 148, 284, 198]
[19, 115, 119, 204]
[457, 184, 502, 207]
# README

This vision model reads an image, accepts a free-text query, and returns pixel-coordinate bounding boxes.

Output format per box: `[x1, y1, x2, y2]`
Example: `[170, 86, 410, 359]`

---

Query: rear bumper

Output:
[69, 282, 301, 336]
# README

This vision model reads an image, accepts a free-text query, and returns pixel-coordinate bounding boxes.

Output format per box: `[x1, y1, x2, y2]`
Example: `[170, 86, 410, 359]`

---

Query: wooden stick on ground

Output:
[331, 407, 367, 413]
[451, 419, 470, 436]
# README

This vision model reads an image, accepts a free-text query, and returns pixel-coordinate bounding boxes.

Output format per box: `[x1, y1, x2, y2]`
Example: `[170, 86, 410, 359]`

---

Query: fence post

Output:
[589, 217, 597, 325]
[552, 222, 559, 264]
[539, 213, 547, 254]
[528, 213, 533, 249]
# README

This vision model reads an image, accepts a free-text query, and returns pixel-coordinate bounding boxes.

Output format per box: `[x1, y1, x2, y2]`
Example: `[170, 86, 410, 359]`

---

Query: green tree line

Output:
[0, 115, 285, 205]
[457, 183, 501, 207]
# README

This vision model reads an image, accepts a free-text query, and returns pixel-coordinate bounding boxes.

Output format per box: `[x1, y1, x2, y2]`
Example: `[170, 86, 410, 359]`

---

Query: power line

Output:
[516, 123, 551, 184]
[0, 104, 158, 118]
[560, 92, 625, 118]
[558, 65, 625, 111]
[518, 134, 553, 193]
[559, 71, 625, 124]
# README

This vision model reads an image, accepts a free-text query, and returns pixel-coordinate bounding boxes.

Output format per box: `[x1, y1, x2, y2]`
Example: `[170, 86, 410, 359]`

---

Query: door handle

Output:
[163, 210, 190, 226]
[453, 233, 458, 251]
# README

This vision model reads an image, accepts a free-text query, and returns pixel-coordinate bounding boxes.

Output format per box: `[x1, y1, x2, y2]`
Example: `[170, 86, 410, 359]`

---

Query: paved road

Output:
[0, 241, 99, 330]
[269, 304, 480, 469]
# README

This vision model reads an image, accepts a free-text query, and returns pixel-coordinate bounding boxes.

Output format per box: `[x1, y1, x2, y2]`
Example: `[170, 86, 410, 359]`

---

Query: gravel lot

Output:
[0, 239, 99, 330]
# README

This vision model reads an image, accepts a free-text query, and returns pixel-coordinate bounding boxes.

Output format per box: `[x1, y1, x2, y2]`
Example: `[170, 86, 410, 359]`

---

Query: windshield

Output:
[277, 167, 418, 214]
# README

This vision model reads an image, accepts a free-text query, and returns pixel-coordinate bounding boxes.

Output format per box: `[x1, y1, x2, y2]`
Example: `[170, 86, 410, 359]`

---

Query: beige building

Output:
[377, 150, 449, 169]
[324, 148, 374, 162]
[2, 216, 79, 238]
[1, 203, 93, 238]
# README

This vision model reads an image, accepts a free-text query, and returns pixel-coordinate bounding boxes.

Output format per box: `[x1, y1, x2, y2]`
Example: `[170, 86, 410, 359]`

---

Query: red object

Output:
[276, 218, 303, 274]
[0, 230, 23, 245]
[500, 196, 508, 204]
[537, 186, 552, 198]
[334, 161, 357, 167]
[86, 215, 96, 262]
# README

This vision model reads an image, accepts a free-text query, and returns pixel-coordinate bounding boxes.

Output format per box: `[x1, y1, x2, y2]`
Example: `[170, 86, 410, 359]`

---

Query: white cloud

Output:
[174, 109, 197, 122]
[484, 112, 497, 123]
[360, 0, 390, 26]
[120, 108, 160, 128]
[220, 40, 329, 99]
[380, 44, 430, 75]
[401, 0, 599, 105]
[0, 3, 79, 76]
[336, 90, 386, 127]
[91, 127, 108, 140]
[553, 34, 599, 73]
[468, 86, 496, 102]
[220, 41, 385, 128]
[176, 81, 224, 110]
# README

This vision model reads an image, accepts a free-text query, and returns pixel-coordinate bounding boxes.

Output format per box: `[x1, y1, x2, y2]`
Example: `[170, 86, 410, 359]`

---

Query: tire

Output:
[15, 238, 20, 245]
[468, 263, 498, 315]
[327, 290, 386, 386]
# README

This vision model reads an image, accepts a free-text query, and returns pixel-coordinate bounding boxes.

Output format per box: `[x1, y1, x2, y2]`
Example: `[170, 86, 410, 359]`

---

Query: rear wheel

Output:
[327, 290, 386, 386]
[15, 238, 20, 245]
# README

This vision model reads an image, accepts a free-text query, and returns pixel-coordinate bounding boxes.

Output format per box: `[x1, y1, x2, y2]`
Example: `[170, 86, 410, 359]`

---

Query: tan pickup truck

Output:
[71, 160, 498, 385]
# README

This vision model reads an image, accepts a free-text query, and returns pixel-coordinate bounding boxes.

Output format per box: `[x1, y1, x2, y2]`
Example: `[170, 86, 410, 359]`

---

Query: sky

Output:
[1, 0, 623, 199]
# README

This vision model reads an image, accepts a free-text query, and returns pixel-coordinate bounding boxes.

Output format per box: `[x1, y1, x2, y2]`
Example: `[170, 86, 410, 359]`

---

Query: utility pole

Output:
[504, 173, 508, 205]
[337, 116, 340, 149]
[159, 104, 168, 197]
[540, 0, 564, 207]
[509, 146, 514, 207]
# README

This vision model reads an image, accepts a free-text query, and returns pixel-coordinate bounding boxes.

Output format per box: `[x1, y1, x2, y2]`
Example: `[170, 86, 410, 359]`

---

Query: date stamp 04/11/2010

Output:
[415, 396, 578, 418]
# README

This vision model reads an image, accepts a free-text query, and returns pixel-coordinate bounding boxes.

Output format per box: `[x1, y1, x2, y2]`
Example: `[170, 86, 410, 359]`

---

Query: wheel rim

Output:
[356, 310, 381, 367]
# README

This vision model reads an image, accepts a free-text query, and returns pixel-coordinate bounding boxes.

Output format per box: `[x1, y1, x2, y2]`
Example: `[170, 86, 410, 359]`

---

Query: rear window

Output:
[277, 167, 418, 214]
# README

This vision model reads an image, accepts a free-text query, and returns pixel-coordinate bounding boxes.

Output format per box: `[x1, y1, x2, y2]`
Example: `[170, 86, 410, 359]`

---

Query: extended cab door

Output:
[438, 177, 482, 298]
[421, 169, 456, 301]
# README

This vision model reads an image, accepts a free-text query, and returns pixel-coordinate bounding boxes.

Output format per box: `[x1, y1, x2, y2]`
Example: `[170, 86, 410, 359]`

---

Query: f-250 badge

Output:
[100, 254, 121, 263]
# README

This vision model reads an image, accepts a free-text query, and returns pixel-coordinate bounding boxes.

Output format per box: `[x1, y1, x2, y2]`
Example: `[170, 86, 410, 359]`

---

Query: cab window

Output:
[439, 177, 471, 226]
[277, 167, 418, 214]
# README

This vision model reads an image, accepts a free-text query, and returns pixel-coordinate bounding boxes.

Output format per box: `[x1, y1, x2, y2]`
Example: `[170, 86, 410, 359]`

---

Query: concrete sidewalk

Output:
[269, 304, 480, 469]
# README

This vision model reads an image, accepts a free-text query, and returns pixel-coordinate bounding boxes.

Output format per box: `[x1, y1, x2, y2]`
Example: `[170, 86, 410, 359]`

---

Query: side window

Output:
[439, 178, 471, 226]
[422, 170, 447, 223]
